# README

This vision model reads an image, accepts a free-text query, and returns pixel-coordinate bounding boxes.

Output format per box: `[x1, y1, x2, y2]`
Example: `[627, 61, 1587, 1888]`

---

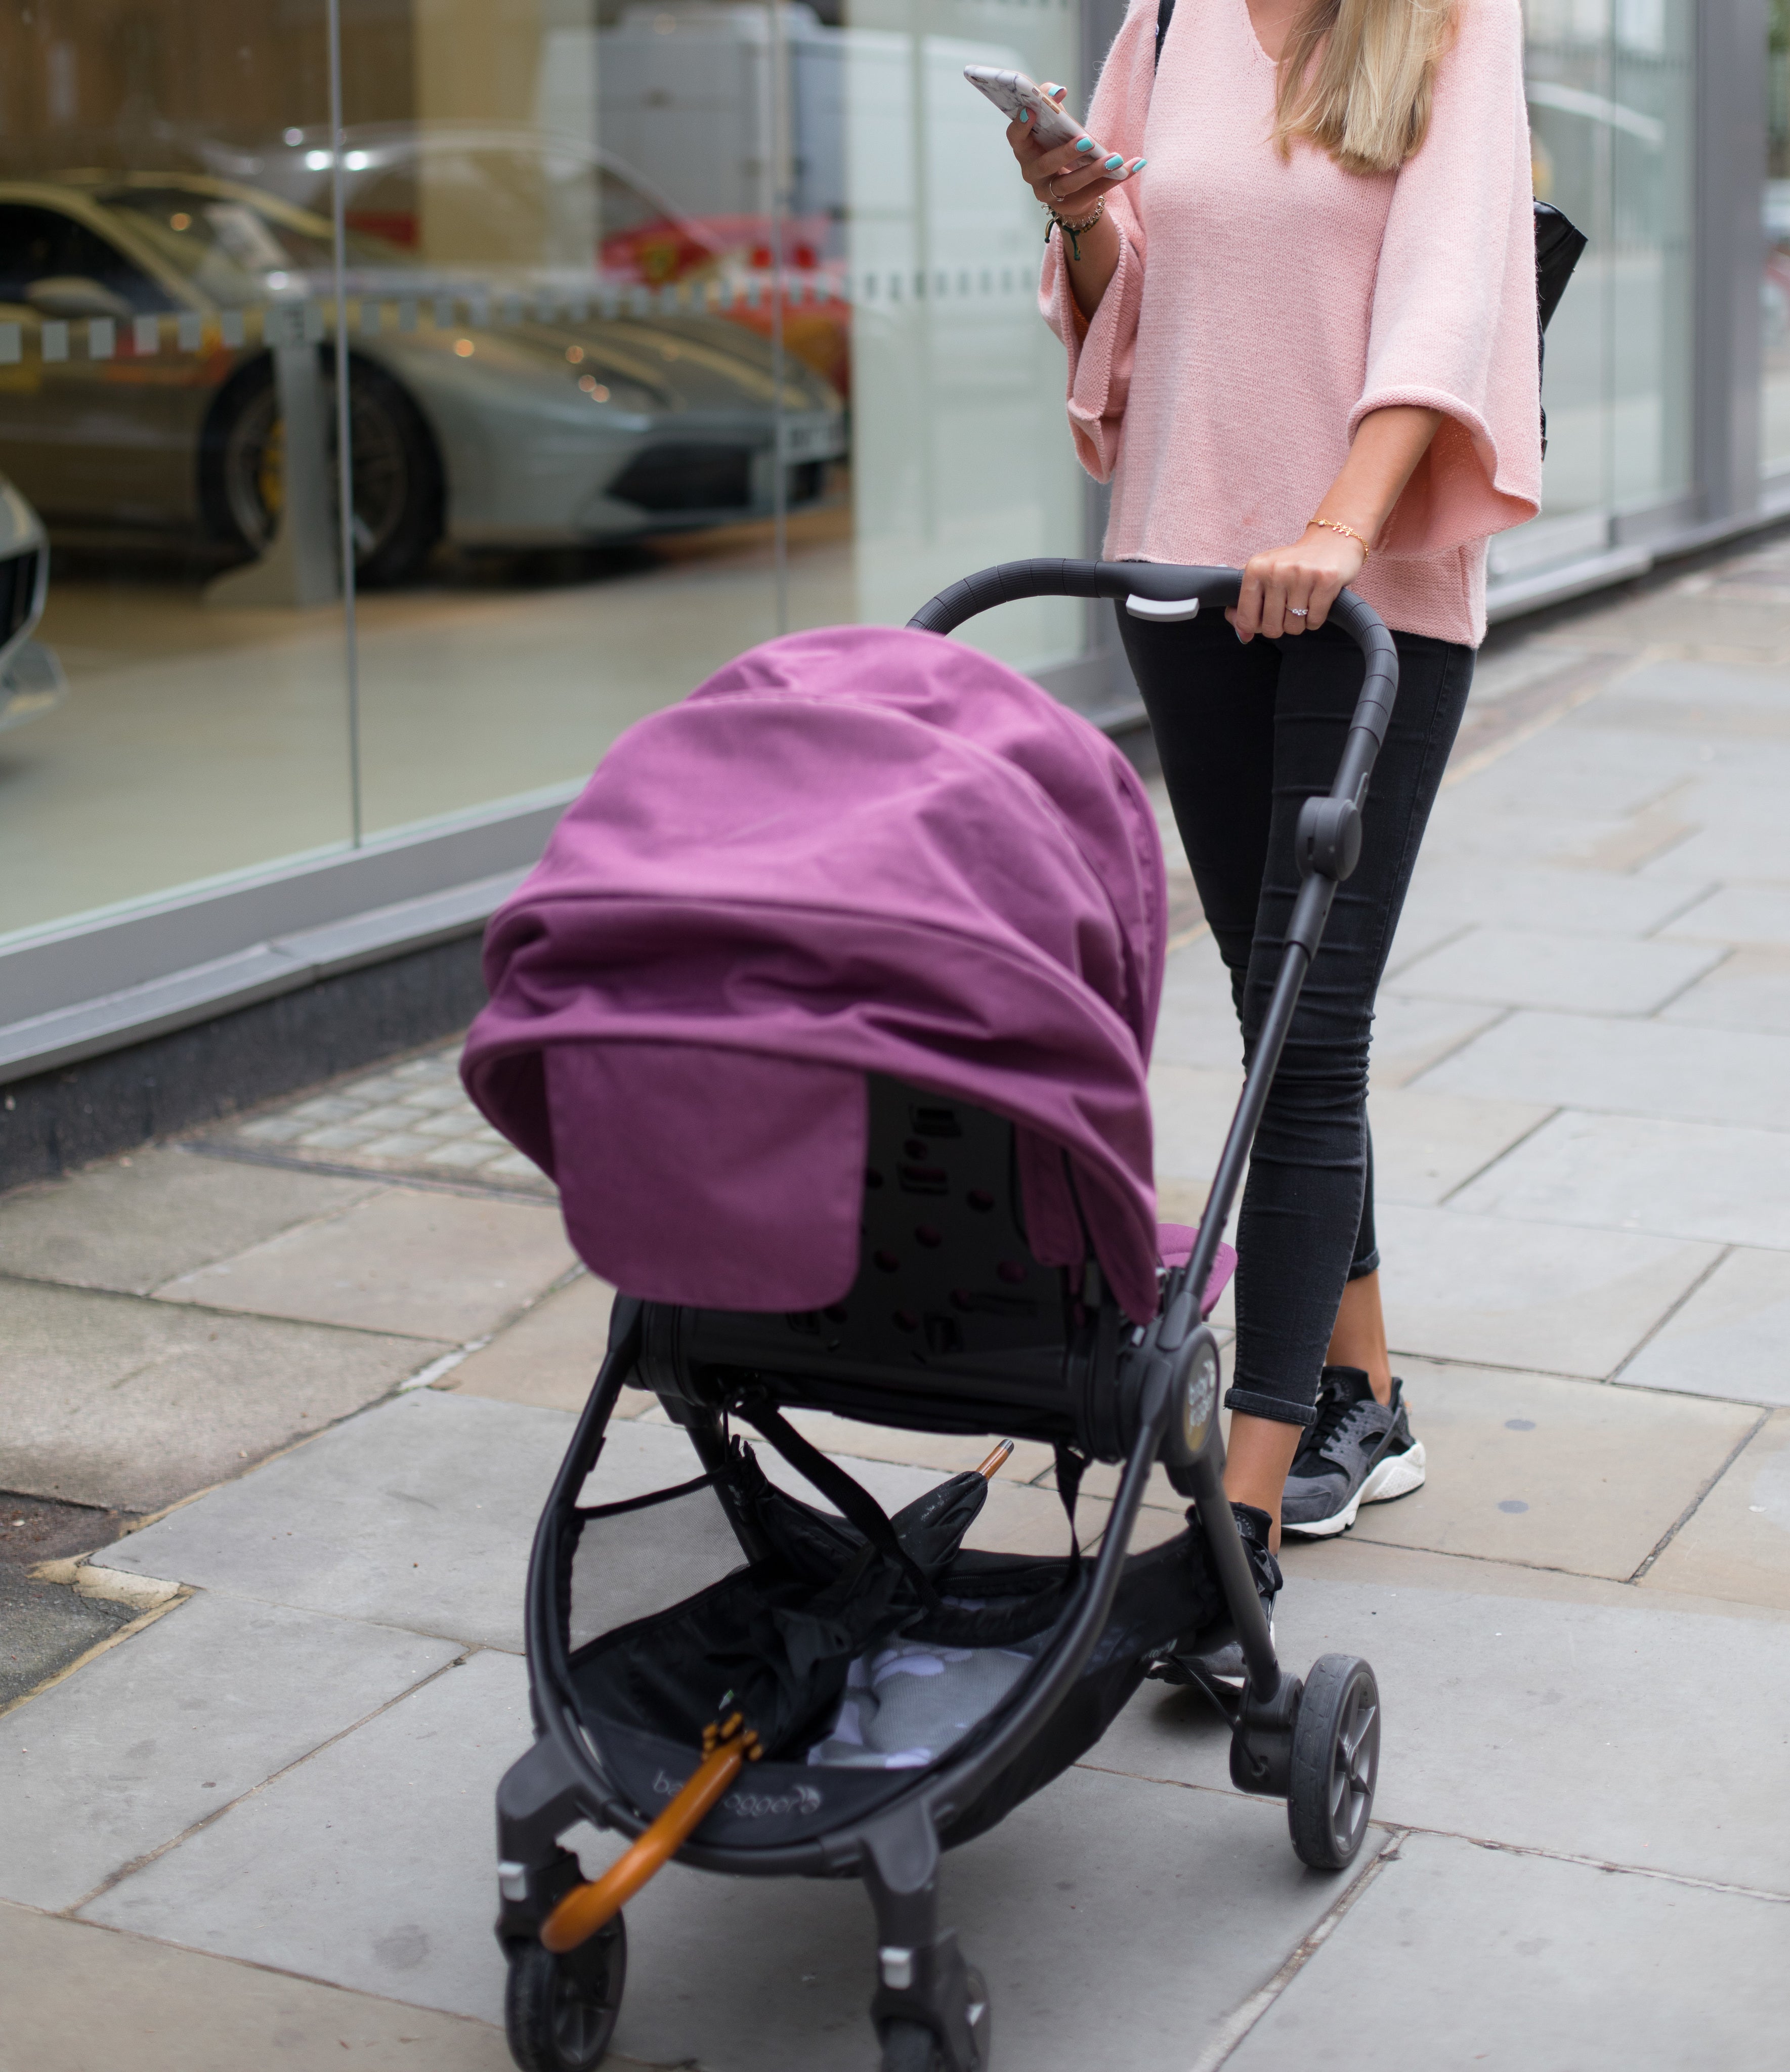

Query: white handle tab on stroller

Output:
[1124, 592, 1200, 623]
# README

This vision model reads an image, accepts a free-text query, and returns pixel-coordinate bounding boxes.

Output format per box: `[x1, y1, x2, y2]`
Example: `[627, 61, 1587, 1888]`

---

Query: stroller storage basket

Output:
[476, 563, 1398, 2072]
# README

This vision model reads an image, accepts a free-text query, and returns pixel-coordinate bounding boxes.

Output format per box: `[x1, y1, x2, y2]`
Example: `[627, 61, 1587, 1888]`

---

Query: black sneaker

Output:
[1155, 1502, 1282, 1692]
[1280, 1366, 1426, 1539]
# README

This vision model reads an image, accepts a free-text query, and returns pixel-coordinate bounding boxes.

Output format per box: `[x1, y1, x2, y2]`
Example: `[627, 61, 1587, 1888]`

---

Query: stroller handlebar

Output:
[908, 557, 1400, 807]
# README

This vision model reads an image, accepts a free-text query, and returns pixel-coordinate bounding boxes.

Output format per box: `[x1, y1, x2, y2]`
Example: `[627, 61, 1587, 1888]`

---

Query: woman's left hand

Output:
[1227, 525, 1367, 643]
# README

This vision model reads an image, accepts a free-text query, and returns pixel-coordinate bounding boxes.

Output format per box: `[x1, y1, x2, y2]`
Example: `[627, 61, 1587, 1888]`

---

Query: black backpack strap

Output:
[1155, 0, 1176, 69]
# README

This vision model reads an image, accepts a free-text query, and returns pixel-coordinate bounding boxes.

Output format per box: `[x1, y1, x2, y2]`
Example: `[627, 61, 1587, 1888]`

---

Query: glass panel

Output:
[334, 0, 799, 841]
[1766, 0, 1790, 471]
[0, 2, 355, 942]
[834, 0, 1084, 670]
[1518, 0, 1694, 552]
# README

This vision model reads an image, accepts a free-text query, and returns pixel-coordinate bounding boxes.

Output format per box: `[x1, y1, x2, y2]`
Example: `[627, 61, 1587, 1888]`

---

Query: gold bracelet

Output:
[1309, 517, 1371, 560]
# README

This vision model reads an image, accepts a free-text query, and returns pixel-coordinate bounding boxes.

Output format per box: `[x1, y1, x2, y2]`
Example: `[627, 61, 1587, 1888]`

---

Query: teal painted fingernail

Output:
[1131, 158, 1147, 170]
[1075, 137, 1096, 153]
[1104, 154, 1124, 171]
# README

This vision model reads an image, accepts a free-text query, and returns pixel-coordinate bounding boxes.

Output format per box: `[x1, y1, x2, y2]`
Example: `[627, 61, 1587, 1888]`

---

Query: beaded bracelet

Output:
[1043, 193, 1105, 263]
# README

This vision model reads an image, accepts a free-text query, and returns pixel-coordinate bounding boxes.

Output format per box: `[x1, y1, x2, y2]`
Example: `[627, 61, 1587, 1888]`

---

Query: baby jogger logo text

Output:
[652, 1769, 826, 1820]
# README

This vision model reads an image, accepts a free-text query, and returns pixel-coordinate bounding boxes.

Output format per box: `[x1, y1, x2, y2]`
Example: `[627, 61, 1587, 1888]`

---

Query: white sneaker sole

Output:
[1283, 1440, 1427, 1540]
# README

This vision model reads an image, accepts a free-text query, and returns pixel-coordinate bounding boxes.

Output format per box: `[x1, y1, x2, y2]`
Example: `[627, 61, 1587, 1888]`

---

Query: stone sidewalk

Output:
[5, 538, 1790, 2070]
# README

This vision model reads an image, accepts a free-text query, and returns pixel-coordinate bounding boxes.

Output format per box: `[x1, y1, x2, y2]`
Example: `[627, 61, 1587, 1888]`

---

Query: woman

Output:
[1012, 0, 1540, 1662]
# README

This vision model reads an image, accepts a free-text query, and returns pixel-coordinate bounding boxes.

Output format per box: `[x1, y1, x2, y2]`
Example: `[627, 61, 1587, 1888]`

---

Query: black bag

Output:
[1150, 0, 1584, 449]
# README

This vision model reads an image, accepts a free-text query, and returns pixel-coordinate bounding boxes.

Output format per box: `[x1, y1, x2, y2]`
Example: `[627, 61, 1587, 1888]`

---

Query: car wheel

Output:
[201, 352, 443, 587]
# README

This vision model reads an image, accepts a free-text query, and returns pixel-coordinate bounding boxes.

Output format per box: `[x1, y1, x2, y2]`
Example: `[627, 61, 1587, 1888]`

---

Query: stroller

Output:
[462, 559, 1398, 2072]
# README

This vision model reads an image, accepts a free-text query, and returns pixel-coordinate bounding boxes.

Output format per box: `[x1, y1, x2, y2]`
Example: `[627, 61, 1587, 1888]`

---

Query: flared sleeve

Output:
[1038, 0, 1159, 482]
[1353, 0, 1542, 555]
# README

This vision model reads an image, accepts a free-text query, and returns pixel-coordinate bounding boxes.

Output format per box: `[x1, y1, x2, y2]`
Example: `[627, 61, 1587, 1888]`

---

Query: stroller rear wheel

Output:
[1287, 1654, 1379, 1870]
[504, 1917, 628, 2072]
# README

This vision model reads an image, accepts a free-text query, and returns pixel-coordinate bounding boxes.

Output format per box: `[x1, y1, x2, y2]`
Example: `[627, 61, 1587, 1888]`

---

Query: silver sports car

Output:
[0, 172, 846, 583]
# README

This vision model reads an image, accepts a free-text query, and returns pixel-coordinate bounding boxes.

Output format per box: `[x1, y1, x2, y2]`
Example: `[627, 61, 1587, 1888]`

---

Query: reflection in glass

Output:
[0, 2, 355, 940]
[340, 2, 850, 839]
[1766, 0, 1790, 471]
[1515, 0, 1692, 562]
[839, 2, 1084, 673]
[0, 0, 1113, 937]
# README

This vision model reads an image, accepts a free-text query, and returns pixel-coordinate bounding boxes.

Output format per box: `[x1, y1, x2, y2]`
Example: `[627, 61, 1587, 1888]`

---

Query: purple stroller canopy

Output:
[462, 624, 1178, 1322]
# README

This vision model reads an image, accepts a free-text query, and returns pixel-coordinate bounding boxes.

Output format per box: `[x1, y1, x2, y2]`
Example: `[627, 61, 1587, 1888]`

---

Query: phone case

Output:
[962, 66, 1083, 152]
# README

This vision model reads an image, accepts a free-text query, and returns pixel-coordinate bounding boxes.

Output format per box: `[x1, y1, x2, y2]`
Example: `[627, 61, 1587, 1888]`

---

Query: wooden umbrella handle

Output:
[541, 1719, 757, 1954]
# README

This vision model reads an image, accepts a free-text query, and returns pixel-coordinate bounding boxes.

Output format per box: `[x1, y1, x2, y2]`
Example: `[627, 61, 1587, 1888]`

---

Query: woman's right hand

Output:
[1006, 83, 1144, 217]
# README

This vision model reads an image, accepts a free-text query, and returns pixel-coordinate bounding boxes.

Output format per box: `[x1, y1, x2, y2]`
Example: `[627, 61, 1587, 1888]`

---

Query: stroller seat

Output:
[641, 1071, 1234, 1446]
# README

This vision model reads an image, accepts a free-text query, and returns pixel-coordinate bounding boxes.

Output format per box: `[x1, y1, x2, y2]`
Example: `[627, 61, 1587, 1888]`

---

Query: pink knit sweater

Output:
[1041, 0, 1542, 645]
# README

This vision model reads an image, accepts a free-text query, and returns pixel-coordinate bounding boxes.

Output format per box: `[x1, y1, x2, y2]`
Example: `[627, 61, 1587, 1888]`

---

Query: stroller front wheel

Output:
[1287, 1654, 1380, 1870]
[878, 1963, 991, 2072]
[504, 1916, 628, 2072]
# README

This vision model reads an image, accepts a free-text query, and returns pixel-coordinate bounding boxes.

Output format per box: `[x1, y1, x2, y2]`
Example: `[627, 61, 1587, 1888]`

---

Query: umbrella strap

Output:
[737, 1399, 946, 1615]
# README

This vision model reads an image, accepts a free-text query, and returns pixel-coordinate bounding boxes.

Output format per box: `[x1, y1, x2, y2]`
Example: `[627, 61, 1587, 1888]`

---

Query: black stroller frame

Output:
[492, 562, 1399, 2072]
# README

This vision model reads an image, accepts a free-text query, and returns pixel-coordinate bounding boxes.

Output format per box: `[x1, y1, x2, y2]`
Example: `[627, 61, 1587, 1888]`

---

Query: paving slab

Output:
[1391, 857, 1706, 943]
[82, 1644, 1357, 2069]
[1589, 656, 1790, 725]
[1152, 933, 1249, 1072]
[0, 1278, 439, 1512]
[1449, 1110, 1790, 1251]
[1271, 1530, 1787, 1620]
[1627, 772, 1790, 884]
[1640, 1409, 1790, 1611]
[0, 1901, 535, 2072]
[1365, 994, 1504, 1087]
[1616, 1246, 1790, 1404]
[1388, 925, 1721, 1016]
[1150, 1067, 1546, 1211]
[1417, 803, 1639, 872]
[0, 1148, 378, 1297]
[1365, 1089, 1552, 1205]
[1147, 1061, 1245, 1183]
[1661, 882, 1790, 946]
[1452, 717, 1708, 815]
[1331, 1358, 1757, 1579]
[152, 1186, 579, 1344]
[1, 1590, 457, 1913]
[1374, 1203, 1719, 1377]
[81, 1649, 527, 2023]
[1224, 1831, 1790, 2072]
[1417, 1007, 1790, 1132]
[1095, 1574, 1790, 1891]
[96, 1390, 577, 1651]
[445, 1268, 616, 1411]
[1660, 944, 1790, 1035]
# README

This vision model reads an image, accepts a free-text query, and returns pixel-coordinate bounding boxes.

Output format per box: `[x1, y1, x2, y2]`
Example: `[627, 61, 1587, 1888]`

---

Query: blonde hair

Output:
[1275, 0, 1456, 176]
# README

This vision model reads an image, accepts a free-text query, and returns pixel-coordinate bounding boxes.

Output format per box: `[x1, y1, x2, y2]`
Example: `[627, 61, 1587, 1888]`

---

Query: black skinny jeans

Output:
[1121, 606, 1474, 1428]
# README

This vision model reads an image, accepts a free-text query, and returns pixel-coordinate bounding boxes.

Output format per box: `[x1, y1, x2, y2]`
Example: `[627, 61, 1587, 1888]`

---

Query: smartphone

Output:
[963, 65, 1084, 152]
